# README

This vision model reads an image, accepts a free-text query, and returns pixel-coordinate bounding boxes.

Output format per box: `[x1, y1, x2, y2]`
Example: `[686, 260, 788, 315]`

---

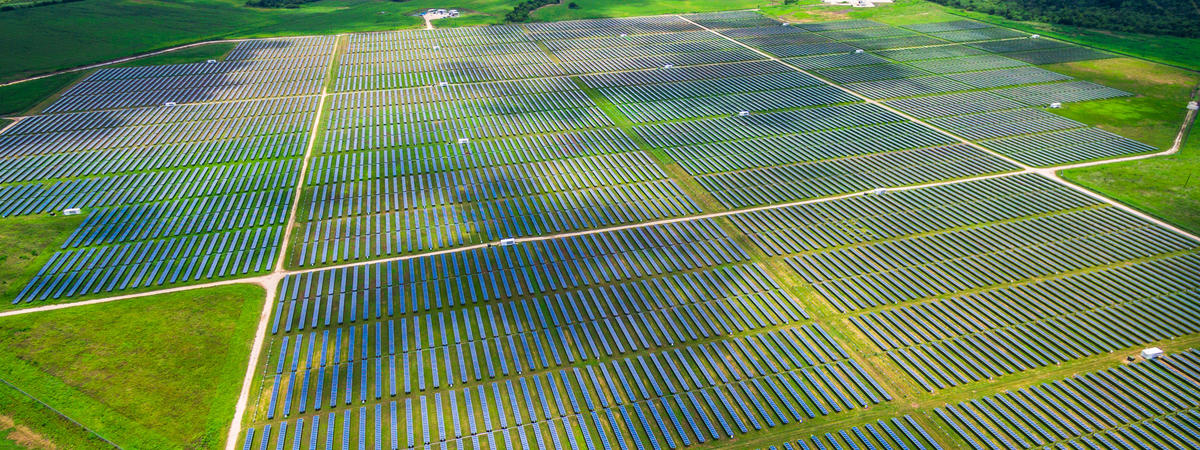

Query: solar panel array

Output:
[0, 9, 1191, 450]
[937, 349, 1200, 449]
[2, 37, 335, 303]
[246, 219, 896, 449]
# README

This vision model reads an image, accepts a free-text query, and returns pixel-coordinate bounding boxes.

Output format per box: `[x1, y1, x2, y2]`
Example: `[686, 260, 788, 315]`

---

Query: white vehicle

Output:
[206, 59, 217, 64]
[457, 137, 470, 144]
[662, 64, 674, 69]
[1049, 102, 1062, 109]
[62, 208, 82, 216]
[163, 101, 177, 107]
[737, 111, 751, 117]
[499, 238, 516, 246]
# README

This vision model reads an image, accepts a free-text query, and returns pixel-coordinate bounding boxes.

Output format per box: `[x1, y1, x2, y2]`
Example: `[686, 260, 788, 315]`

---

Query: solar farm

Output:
[0, 7, 1198, 450]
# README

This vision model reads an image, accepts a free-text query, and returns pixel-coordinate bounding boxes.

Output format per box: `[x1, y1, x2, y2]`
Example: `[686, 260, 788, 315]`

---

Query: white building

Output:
[1141, 347, 1164, 359]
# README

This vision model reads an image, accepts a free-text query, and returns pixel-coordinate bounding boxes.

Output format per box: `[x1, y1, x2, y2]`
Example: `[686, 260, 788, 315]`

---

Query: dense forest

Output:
[929, 0, 1200, 38]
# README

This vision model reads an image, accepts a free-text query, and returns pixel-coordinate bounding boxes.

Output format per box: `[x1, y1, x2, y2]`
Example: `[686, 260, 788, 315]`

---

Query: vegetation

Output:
[531, 0, 760, 21]
[245, 0, 318, 8]
[0, 381, 110, 449]
[0, 214, 86, 306]
[505, 0, 556, 22]
[0, 0, 83, 12]
[927, 0, 1200, 38]
[0, 72, 85, 116]
[1062, 120, 1200, 236]
[1046, 58, 1198, 149]
[0, 284, 266, 449]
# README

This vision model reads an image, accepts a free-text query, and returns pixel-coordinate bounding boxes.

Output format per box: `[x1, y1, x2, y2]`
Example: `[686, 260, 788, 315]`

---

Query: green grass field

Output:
[1045, 58, 1199, 148]
[0, 71, 86, 116]
[1062, 122, 1200, 235]
[0, 283, 266, 449]
[0, 214, 87, 306]
[0, 381, 111, 449]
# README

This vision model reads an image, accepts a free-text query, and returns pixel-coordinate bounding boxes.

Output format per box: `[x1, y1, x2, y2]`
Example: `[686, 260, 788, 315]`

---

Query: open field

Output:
[0, 283, 265, 448]
[1062, 124, 1200, 235]
[0, 3, 1198, 450]
[0, 380, 111, 449]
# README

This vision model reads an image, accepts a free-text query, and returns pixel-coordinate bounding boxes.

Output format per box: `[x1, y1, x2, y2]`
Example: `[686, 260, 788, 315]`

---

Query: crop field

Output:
[0, 7, 1197, 450]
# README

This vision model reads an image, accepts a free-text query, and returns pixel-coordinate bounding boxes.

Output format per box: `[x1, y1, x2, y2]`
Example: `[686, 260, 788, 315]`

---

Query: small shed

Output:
[457, 137, 470, 144]
[1049, 102, 1062, 109]
[499, 238, 516, 246]
[62, 208, 82, 216]
[737, 111, 751, 117]
[1141, 347, 1164, 359]
[163, 102, 177, 107]
[1187, 101, 1198, 111]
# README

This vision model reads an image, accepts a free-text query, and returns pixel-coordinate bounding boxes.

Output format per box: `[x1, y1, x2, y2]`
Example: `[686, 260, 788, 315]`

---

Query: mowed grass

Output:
[762, 0, 960, 25]
[0, 71, 87, 116]
[1045, 58, 1199, 148]
[111, 41, 237, 68]
[1062, 124, 1200, 235]
[0, 214, 87, 306]
[532, 0, 762, 22]
[0, 382, 111, 449]
[0, 283, 266, 449]
[1046, 58, 1200, 235]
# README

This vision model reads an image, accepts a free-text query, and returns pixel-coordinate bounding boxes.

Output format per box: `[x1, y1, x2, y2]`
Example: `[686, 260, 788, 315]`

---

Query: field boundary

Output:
[0, 377, 120, 448]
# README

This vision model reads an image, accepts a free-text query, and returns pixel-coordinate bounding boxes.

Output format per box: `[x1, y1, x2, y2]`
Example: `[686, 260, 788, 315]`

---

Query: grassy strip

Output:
[531, 0, 759, 22]
[0, 71, 86, 116]
[111, 42, 237, 68]
[0, 380, 111, 449]
[0, 283, 266, 449]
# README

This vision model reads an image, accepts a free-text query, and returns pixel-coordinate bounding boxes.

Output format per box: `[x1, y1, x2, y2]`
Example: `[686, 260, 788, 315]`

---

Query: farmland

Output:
[0, 4, 1197, 450]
